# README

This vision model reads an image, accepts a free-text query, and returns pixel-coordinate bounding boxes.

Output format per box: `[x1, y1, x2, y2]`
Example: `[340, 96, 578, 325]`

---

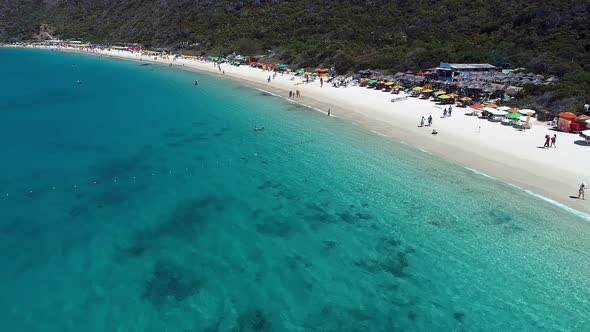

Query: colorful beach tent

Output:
[505, 112, 521, 119]
[557, 112, 577, 132]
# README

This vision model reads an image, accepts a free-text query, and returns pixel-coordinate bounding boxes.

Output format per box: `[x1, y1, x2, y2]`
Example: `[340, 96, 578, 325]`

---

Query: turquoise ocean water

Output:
[1, 48, 589, 331]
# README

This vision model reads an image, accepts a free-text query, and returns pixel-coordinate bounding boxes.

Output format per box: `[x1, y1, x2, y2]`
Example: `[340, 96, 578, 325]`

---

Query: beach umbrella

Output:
[385, 82, 395, 86]
[434, 91, 446, 95]
[487, 108, 508, 116]
[438, 95, 451, 99]
[520, 108, 536, 115]
[485, 103, 497, 108]
[368, 79, 378, 84]
[447, 93, 458, 98]
[413, 86, 423, 91]
[460, 97, 472, 101]
[497, 106, 511, 111]
[470, 104, 484, 109]
[394, 85, 403, 89]
[506, 112, 521, 119]
[422, 89, 433, 93]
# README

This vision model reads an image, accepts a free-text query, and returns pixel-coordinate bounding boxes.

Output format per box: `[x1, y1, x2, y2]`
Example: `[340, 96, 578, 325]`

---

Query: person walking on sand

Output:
[544, 134, 551, 148]
[420, 116, 425, 127]
[550, 134, 557, 148]
[443, 108, 447, 117]
[267, 76, 271, 83]
[428, 115, 433, 126]
[289, 91, 293, 98]
[296, 90, 300, 98]
[579, 182, 587, 200]
[448, 105, 453, 117]
[320, 77, 323, 87]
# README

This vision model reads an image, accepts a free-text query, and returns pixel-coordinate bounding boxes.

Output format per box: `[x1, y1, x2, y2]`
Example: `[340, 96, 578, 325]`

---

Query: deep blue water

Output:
[1, 48, 589, 331]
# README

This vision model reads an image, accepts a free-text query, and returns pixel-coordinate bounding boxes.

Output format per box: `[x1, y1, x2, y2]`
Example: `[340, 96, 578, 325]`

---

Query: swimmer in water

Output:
[194, 80, 199, 86]
[76, 80, 82, 84]
[254, 126, 265, 131]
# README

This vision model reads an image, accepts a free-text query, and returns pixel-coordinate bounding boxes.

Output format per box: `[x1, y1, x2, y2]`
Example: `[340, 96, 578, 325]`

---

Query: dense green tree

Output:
[2, 0, 589, 113]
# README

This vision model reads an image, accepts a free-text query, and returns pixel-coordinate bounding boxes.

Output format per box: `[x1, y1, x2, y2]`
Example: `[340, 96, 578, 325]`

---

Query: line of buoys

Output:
[0, 167, 197, 201]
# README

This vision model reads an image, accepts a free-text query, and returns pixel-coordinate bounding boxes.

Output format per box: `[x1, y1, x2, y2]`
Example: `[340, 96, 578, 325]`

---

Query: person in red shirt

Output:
[544, 134, 550, 148]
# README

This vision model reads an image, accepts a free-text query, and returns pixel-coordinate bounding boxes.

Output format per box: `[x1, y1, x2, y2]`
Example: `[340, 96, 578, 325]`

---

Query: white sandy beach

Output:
[12, 46, 590, 217]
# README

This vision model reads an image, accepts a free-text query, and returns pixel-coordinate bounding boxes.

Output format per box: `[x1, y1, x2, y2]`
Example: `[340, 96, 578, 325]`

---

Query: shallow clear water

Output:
[1, 48, 589, 331]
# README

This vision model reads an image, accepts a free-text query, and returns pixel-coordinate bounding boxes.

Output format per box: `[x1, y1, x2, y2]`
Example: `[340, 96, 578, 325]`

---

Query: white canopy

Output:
[582, 130, 590, 137]
[497, 106, 511, 111]
[485, 108, 508, 116]
[520, 108, 536, 115]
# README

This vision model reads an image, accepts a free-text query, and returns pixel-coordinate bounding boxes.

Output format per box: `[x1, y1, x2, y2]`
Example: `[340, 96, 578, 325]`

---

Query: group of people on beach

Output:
[420, 115, 433, 127]
[419, 115, 438, 134]
[543, 134, 557, 148]
[288, 90, 301, 98]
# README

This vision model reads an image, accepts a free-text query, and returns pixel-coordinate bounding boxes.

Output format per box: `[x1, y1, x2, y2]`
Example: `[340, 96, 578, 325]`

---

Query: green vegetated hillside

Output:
[2, 0, 589, 112]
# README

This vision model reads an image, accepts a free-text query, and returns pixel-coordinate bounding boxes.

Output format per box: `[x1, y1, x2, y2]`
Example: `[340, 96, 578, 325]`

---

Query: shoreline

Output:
[5, 45, 590, 219]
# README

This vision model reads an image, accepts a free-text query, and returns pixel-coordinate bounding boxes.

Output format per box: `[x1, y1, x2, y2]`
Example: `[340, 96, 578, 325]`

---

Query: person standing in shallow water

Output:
[289, 91, 292, 98]
[327, 109, 331, 116]
[579, 182, 587, 200]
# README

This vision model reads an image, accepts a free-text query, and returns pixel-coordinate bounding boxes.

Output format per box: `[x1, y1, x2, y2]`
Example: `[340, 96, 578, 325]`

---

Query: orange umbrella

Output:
[459, 96, 472, 101]
[509, 108, 520, 113]
[448, 93, 458, 98]
[470, 104, 484, 109]
[485, 103, 497, 108]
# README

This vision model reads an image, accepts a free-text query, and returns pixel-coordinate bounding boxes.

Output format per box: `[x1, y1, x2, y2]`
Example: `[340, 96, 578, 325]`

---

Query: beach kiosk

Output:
[557, 112, 578, 132]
